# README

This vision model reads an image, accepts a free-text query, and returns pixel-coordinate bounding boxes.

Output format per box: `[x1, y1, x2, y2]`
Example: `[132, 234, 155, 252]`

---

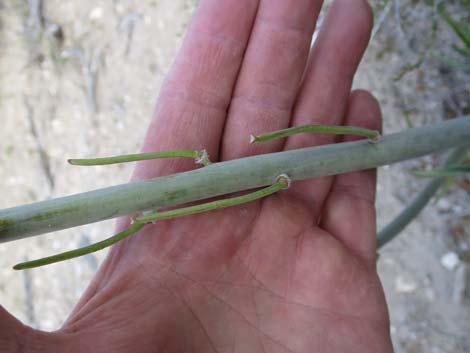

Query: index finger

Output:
[133, 0, 259, 181]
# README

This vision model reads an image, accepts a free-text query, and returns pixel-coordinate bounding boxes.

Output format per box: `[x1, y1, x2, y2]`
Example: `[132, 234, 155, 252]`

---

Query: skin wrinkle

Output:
[232, 197, 313, 296]
[146, 250, 269, 300]
[255, 15, 316, 39]
[231, 335, 237, 353]
[121, 260, 293, 351]
[199, 286, 296, 353]
[206, 203, 263, 282]
[195, 272, 379, 352]
[125, 262, 267, 352]
[287, 227, 385, 321]
[64, 222, 154, 323]
[328, 181, 376, 205]
[252, 288, 266, 353]
[9, 322, 28, 353]
[286, 228, 306, 306]
[64, 288, 136, 333]
[230, 83, 296, 114]
[236, 264, 384, 326]
[164, 72, 230, 110]
[132, 270, 195, 351]
[64, 261, 152, 330]
[173, 101, 215, 142]
[152, 276, 196, 353]
[190, 28, 250, 50]
[70, 266, 187, 350]
[77, 266, 380, 352]
[248, 19, 311, 68]
[177, 295, 220, 353]
[321, 191, 377, 265]
[167, 8, 257, 102]
[140, 209, 253, 280]
[158, 89, 229, 115]
[65, 226, 385, 353]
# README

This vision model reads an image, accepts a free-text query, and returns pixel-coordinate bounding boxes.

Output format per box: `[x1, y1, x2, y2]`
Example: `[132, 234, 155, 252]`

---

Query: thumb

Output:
[0, 305, 65, 353]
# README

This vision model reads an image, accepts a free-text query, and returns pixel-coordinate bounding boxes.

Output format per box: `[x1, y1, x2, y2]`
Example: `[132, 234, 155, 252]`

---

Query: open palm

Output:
[4, 0, 393, 352]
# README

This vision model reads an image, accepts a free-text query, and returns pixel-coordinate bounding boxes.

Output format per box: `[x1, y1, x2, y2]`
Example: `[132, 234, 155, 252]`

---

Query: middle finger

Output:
[221, 0, 324, 160]
[284, 0, 373, 214]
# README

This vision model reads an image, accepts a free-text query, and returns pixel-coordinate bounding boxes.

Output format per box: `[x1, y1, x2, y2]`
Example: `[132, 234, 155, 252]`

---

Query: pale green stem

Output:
[250, 124, 380, 143]
[136, 174, 290, 223]
[377, 146, 468, 249]
[13, 176, 289, 270]
[68, 149, 210, 166]
[1, 116, 470, 243]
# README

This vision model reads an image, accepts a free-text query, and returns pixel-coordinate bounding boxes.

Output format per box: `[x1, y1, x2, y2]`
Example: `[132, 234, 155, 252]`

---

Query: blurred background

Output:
[0, 0, 469, 352]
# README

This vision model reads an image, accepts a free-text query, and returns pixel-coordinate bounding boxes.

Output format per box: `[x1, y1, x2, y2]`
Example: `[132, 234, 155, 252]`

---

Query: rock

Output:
[395, 275, 418, 293]
[440, 252, 460, 271]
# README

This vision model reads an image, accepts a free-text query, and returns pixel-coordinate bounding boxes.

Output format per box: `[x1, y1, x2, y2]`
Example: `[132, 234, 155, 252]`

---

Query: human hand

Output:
[4, 0, 393, 352]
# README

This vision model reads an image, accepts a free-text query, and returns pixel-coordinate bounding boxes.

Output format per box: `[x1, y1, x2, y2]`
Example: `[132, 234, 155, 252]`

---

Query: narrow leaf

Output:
[413, 165, 470, 177]
[438, 4, 470, 48]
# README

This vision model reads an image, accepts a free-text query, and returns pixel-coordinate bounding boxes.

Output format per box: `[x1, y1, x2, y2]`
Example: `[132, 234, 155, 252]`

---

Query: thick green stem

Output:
[13, 176, 289, 270]
[1, 116, 469, 243]
[377, 146, 468, 249]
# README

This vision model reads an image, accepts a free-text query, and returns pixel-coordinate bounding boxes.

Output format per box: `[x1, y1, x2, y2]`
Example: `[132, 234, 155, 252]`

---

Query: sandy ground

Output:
[0, 1, 469, 352]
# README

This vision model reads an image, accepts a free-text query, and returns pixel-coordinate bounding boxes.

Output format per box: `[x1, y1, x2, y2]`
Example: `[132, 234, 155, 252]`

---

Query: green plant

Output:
[1, 117, 469, 269]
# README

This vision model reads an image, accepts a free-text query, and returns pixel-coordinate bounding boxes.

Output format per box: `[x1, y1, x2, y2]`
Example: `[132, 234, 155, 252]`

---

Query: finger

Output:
[320, 90, 382, 266]
[133, 0, 260, 181]
[220, 0, 323, 160]
[284, 0, 373, 213]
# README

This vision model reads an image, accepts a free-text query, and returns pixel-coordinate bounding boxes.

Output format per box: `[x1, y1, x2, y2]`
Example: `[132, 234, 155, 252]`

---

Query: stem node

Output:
[276, 174, 291, 189]
[367, 130, 381, 144]
[195, 149, 211, 166]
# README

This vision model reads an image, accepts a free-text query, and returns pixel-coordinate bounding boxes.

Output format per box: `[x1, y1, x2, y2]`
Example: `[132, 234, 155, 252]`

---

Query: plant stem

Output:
[136, 174, 290, 224]
[412, 164, 469, 177]
[13, 223, 145, 270]
[1, 116, 469, 243]
[13, 176, 289, 270]
[377, 146, 468, 249]
[68, 149, 200, 166]
[250, 124, 380, 143]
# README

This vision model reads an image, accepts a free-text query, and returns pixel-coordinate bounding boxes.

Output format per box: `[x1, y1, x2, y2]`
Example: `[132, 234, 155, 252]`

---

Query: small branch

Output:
[68, 149, 202, 166]
[13, 176, 289, 270]
[1, 116, 470, 244]
[413, 165, 470, 178]
[393, 0, 404, 37]
[371, 0, 393, 40]
[13, 223, 145, 270]
[250, 124, 380, 144]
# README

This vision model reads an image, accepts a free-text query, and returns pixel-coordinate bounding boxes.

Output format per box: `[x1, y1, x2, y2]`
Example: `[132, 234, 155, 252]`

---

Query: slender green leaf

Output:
[452, 44, 470, 57]
[403, 110, 414, 128]
[438, 4, 470, 48]
[413, 165, 470, 177]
